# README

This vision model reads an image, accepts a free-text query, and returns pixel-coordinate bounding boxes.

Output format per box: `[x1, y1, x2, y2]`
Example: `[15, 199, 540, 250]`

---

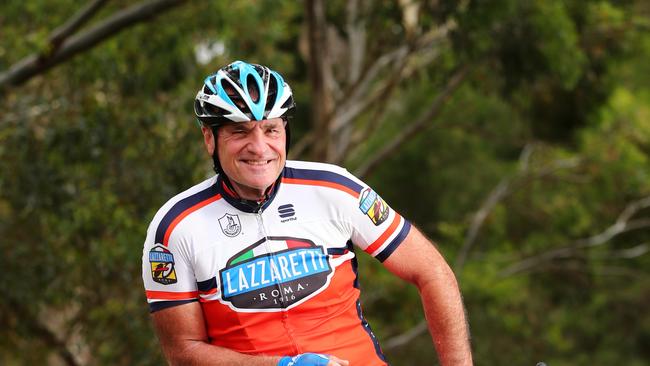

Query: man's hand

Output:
[277, 353, 349, 366]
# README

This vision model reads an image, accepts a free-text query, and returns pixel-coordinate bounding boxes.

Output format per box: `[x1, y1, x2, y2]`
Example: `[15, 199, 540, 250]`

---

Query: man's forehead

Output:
[221, 118, 284, 129]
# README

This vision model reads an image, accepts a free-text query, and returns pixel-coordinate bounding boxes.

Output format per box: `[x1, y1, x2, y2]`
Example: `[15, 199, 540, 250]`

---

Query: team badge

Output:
[359, 188, 389, 226]
[149, 245, 177, 285]
[219, 213, 242, 237]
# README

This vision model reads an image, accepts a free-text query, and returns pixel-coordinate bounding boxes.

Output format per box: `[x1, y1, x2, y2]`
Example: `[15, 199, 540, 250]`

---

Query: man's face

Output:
[211, 118, 286, 200]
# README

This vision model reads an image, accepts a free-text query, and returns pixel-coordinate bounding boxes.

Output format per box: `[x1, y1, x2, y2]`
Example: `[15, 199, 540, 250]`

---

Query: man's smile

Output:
[241, 159, 275, 165]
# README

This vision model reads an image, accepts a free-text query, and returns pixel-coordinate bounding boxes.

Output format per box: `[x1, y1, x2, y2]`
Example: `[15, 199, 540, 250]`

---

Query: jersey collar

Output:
[216, 172, 282, 213]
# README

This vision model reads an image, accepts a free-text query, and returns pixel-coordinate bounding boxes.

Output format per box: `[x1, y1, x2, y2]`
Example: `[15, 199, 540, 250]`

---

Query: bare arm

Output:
[151, 301, 348, 366]
[151, 301, 280, 366]
[382, 225, 473, 366]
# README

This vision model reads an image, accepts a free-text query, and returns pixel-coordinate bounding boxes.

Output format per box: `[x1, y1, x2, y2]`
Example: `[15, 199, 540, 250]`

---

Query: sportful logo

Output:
[278, 204, 296, 222]
[219, 213, 241, 237]
[219, 237, 332, 310]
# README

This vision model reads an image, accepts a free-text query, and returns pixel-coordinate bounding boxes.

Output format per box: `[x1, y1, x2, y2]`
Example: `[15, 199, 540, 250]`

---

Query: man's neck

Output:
[220, 176, 279, 203]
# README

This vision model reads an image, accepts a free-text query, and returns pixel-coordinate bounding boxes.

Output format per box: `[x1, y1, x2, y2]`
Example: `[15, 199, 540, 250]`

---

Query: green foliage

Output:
[1, 0, 650, 365]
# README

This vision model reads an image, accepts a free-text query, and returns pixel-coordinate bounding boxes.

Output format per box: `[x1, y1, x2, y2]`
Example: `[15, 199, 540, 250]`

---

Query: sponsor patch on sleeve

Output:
[149, 245, 178, 285]
[359, 187, 390, 226]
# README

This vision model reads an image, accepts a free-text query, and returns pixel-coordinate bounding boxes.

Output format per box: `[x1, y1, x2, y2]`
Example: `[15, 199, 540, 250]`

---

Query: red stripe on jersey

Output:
[163, 194, 222, 246]
[199, 287, 219, 296]
[282, 178, 360, 198]
[221, 181, 239, 198]
[285, 239, 313, 249]
[365, 214, 402, 255]
[146, 290, 199, 300]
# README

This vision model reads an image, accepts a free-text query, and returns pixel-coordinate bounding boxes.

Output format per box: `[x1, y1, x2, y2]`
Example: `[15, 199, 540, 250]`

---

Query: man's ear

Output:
[201, 125, 215, 155]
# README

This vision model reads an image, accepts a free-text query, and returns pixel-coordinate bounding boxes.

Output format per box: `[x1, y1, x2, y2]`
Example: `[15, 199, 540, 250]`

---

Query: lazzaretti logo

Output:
[219, 237, 332, 310]
[149, 245, 177, 285]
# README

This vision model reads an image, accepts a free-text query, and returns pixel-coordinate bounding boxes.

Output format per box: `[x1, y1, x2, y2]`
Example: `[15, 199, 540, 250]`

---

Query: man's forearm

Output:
[381, 227, 473, 365]
[161, 339, 282, 366]
[419, 271, 473, 366]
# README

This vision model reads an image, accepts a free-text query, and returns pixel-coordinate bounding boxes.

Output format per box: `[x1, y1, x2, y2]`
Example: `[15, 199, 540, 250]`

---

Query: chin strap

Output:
[210, 126, 224, 175]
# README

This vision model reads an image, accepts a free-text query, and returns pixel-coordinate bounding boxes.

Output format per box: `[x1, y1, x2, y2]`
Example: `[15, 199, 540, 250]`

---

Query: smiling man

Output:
[208, 118, 286, 201]
[142, 61, 473, 366]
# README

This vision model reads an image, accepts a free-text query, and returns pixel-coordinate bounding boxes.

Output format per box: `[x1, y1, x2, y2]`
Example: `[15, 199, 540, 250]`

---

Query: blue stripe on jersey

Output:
[346, 240, 360, 289]
[149, 299, 198, 313]
[154, 183, 220, 245]
[376, 220, 411, 262]
[328, 241, 359, 288]
[326, 246, 349, 256]
[197, 277, 218, 292]
[356, 299, 388, 363]
[284, 167, 364, 194]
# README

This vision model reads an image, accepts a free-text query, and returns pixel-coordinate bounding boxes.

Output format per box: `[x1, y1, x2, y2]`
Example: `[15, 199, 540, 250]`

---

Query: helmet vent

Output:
[204, 104, 229, 117]
[246, 74, 260, 103]
[265, 75, 278, 112]
[281, 97, 294, 109]
[221, 78, 252, 115]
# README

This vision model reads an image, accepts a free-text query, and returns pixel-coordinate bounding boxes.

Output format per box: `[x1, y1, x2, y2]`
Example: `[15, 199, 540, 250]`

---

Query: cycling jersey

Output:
[142, 160, 411, 365]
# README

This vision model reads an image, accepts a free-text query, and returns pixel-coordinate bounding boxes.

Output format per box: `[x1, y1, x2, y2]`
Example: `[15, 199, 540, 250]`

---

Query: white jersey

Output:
[142, 160, 411, 365]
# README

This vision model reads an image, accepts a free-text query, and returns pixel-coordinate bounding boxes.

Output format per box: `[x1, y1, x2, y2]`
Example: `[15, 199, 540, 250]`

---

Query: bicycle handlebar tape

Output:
[277, 353, 330, 366]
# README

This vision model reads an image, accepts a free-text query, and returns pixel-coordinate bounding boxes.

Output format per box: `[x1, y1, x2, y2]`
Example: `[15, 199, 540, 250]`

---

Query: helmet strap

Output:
[283, 116, 291, 156]
[210, 126, 224, 176]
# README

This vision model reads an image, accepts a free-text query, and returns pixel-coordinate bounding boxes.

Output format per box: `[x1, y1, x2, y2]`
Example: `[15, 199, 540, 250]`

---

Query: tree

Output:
[1, 1, 649, 365]
[0, 0, 187, 91]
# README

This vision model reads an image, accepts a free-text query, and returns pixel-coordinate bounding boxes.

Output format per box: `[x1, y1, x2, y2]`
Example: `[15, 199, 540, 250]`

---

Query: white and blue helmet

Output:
[194, 60, 295, 126]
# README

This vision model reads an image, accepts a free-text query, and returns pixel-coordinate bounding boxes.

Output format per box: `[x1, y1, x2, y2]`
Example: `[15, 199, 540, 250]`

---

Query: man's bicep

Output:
[381, 225, 453, 285]
[151, 301, 209, 353]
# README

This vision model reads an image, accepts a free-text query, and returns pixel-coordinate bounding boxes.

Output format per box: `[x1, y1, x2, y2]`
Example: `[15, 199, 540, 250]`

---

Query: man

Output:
[142, 61, 472, 366]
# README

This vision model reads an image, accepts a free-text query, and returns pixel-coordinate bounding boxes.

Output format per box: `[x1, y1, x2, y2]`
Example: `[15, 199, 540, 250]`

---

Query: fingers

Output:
[327, 355, 350, 366]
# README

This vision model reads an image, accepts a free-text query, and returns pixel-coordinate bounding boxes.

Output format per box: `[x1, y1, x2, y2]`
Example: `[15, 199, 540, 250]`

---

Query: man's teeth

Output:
[245, 160, 270, 165]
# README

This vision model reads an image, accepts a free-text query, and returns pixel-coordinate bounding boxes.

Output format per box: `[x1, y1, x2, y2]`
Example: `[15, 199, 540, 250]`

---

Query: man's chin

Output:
[230, 180, 276, 200]
[233, 174, 277, 191]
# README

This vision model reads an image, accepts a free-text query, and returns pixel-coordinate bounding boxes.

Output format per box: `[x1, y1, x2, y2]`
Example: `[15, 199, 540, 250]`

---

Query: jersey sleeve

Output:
[142, 210, 199, 313]
[339, 168, 412, 262]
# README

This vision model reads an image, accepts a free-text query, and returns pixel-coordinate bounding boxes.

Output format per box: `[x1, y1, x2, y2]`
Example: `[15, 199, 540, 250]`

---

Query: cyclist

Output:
[142, 61, 473, 365]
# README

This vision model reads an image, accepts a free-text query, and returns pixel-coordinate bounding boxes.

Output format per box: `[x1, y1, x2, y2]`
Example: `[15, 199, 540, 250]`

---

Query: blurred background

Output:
[1, 1, 649, 365]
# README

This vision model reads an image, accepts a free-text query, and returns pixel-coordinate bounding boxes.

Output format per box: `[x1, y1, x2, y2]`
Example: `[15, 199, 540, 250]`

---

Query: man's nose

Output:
[244, 127, 267, 154]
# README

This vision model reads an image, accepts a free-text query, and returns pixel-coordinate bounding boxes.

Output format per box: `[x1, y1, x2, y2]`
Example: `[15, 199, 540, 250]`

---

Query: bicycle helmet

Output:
[195, 60, 295, 124]
[194, 60, 295, 175]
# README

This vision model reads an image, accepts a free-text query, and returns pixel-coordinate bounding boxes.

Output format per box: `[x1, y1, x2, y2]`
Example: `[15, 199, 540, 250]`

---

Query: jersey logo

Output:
[359, 188, 389, 226]
[219, 237, 332, 310]
[278, 204, 297, 222]
[219, 213, 242, 237]
[149, 245, 177, 285]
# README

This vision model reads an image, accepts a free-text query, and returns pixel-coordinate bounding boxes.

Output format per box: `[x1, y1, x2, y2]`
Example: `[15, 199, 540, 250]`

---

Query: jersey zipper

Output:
[255, 208, 300, 354]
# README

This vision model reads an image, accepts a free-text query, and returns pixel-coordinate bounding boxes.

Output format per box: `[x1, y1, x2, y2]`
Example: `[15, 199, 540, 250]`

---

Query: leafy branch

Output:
[500, 195, 650, 277]
[0, 0, 187, 91]
[455, 144, 581, 271]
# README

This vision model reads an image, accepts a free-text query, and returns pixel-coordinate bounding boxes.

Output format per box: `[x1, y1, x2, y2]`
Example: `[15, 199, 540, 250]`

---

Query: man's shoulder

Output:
[148, 175, 218, 226]
[283, 160, 366, 196]
[285, 160, 353, 177]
